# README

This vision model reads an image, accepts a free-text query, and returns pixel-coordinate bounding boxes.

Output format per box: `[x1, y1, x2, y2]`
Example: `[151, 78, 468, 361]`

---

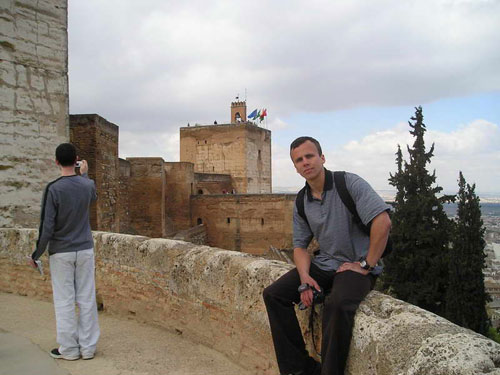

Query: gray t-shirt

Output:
[32, 173, 97, 260]
[293, 170, 390, 272]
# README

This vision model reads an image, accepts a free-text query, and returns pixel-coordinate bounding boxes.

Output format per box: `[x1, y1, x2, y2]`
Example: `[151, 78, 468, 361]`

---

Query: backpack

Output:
[295, 170, 392, 257]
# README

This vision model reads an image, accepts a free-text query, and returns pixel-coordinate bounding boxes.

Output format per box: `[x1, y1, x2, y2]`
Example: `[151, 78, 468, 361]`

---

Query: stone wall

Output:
[164, 162, 194, 235]
[191, 194, 295, 254]
[70, 114, 119, 232]
[194, 172, 233, 195]
[179, 123, 271, 194]
[127, 157, 165, 238]
[0, 0, 68, 228]
[1, 228, 499, 375]
[118, 158, 131, 233]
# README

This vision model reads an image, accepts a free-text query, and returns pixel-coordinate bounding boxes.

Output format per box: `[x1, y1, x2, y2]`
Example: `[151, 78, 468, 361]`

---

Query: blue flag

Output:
[248, 109, 258, 120]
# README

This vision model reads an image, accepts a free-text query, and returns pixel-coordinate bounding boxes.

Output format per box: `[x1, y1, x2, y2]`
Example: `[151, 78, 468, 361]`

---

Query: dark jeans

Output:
[263, 263, 375, 375]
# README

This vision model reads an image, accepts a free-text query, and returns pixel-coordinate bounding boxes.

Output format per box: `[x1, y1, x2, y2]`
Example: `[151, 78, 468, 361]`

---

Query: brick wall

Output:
[0, 0, 69, 228]
[127, 158, 165, 238]
[164, 162, 194, 235]
[191, 194, 295, 254]
[70, 114, 119, 232]
[118, 158, 131, 233]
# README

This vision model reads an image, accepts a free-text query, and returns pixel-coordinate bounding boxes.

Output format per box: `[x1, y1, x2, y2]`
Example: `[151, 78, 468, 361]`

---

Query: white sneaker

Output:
[81, 352, 95, 360]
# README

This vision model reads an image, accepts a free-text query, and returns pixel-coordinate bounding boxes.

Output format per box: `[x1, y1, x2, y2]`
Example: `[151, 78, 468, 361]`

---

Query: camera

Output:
[298, 284, 324, 310]
[76, 161, 82, 168]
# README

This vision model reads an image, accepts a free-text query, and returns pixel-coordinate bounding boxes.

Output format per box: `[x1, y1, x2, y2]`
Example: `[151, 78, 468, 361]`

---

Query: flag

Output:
[259, 108, 267, 122]
[248, 109, 258, 120]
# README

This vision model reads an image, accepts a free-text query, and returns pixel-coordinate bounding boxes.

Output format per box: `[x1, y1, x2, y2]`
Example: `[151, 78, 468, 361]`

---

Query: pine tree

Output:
[446, 172, 490, 335]
[382, 106, 453, 316]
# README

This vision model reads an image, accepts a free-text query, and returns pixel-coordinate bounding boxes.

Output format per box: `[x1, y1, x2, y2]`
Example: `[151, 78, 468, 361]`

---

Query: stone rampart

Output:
[1, 228, 499, 374]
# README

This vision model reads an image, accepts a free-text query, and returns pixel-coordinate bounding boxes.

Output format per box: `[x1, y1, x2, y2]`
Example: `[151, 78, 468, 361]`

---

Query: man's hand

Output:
[26, 256, 37, 269]
[299, 274, 321, 308]
[79, 160, 89, 175]
[337, 261, 369, 275]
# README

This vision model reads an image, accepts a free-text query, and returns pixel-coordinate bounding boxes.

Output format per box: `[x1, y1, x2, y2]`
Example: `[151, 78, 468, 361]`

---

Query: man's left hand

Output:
[337, 261, 369, 275]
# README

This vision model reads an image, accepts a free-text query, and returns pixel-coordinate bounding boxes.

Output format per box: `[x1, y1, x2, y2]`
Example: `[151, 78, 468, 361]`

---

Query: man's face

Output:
[290, 141, 325, 181]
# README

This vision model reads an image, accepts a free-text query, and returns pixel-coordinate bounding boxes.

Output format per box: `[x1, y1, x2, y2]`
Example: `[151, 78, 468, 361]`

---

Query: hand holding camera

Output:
[297, 283, 324, 310]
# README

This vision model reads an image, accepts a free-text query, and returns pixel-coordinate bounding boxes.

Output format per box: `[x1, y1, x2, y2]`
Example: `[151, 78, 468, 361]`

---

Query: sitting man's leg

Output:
[320, 270, 375, 375]
[263, 264, 334, 375]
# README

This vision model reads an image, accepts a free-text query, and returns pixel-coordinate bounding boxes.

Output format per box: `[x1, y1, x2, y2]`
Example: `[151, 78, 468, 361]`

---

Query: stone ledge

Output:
[0, 228, 499, 374]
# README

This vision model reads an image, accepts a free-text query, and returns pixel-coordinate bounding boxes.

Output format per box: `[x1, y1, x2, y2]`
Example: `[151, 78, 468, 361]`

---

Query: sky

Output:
[68, 0, 500, 196]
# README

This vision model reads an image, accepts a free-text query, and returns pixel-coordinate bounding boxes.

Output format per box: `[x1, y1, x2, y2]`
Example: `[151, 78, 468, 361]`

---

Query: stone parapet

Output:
[1, 228, 499, 374]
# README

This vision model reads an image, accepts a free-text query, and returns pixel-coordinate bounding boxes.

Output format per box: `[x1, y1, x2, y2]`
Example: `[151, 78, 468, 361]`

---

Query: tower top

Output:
[231, 101, 247, 123]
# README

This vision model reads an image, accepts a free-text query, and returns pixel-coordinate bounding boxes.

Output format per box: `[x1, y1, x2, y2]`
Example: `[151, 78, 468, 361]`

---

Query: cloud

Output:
[119, 130, 179, 161]
[68, 0, 500, 134]
[323, 119, 500, 193]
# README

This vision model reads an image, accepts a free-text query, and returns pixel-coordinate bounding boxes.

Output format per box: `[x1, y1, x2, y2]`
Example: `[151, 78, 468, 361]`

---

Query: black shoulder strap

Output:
[295, 185, 309, 227]
[333, 171, 370, 235]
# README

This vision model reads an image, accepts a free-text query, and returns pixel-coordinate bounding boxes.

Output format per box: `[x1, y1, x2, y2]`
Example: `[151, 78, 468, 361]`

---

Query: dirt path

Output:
[0, 292, 253, 375]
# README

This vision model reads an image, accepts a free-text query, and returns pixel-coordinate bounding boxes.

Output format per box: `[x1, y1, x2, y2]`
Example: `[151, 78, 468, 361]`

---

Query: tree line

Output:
[381, 106, 490, 337]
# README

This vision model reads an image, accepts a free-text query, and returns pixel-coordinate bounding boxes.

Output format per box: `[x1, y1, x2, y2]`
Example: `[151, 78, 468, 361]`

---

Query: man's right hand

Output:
[79, 160, 89, 175]
[299, 275, 321, 308]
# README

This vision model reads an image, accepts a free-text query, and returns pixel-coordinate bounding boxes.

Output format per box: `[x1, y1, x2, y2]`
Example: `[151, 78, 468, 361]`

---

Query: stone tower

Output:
[0, 0, 69, 228]
[180, 102, 271, 194]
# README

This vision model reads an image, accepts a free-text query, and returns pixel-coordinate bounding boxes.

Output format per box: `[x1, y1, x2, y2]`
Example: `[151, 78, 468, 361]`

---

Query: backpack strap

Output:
[333, 171, 370, 236]
[295, 185, 309, 227]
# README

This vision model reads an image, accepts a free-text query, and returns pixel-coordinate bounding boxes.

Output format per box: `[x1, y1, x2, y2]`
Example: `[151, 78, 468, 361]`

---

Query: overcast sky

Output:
[68, 0, 500, 195]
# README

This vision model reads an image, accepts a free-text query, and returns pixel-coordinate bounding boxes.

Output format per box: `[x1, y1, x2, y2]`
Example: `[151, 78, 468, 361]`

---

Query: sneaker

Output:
[81, 353, 94, 360]
[49, 348, 79, 361]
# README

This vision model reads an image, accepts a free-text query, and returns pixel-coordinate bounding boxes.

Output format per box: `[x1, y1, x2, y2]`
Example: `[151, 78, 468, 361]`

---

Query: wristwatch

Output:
[298, 283, 310, 293]
[359, 259, 374, 272]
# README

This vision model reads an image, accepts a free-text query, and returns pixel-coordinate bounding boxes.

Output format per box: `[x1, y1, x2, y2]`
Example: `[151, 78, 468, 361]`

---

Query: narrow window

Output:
[261, 218, 264, 225]
[198, 189, 204, 195]
[227, 218, 231, 224]
[197, 218, 203, 225]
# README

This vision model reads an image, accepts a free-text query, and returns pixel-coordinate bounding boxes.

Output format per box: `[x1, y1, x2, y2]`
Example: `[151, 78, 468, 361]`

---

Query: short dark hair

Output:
[290, 136, 322, 155]
[55, 143, 77, 166]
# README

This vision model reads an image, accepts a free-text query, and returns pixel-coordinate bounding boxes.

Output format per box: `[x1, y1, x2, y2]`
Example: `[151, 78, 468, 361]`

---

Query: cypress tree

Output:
[446, 172, 490, 335]
[382, 106, 453, 316]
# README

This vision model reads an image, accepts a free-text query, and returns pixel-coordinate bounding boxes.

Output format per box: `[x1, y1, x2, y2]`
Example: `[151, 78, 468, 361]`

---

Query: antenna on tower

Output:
[245, 88, 247, 102]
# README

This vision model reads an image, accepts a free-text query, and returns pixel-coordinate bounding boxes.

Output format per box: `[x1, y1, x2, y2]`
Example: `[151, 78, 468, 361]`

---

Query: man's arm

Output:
[79, 159, 97, 202]
[337, 211, 391, 274]
[294, 247, 321, 307]
[30, 189, 57, 261]
[365, 211, 391, 267]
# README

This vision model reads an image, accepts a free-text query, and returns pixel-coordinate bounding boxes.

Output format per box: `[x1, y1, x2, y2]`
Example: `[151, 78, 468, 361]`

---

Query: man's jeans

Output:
[263, 263, 375, 375]
[50, 248, 100, 358]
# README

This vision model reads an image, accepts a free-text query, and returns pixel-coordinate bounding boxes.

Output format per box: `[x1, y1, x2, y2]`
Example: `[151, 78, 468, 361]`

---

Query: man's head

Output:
[290, 136, 322, 156]
[290, 136, 325, 181]
[55, 143, 77, 167]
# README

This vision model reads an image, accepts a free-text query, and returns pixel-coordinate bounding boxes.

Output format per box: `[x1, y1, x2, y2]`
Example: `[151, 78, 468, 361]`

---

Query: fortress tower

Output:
[180, 101, 271, 194]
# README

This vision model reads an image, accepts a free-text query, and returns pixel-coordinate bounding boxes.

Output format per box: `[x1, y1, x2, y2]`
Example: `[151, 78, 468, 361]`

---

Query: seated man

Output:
[263, 136, 391, 375]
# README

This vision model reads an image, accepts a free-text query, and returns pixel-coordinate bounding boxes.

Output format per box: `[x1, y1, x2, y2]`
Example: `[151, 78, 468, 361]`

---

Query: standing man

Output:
[263, 137, 391, 375]
[28, 143, 100, 360]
